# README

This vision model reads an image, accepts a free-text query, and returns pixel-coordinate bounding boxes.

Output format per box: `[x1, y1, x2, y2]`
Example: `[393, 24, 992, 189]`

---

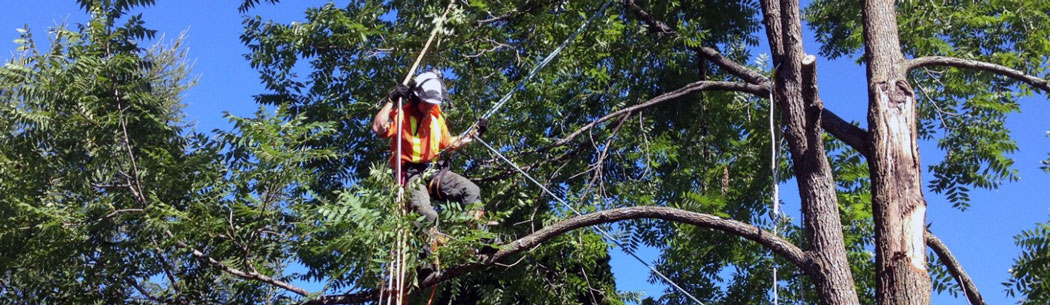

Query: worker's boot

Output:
[419, 227, 450, 281]
[428, 227, 451, 250]
[469, 209, 499, 232]
[467, 209, 501, 255]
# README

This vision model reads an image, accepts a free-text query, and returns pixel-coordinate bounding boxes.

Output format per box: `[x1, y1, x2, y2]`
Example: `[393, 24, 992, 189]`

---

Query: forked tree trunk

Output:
[861, 0, 932, 304]
[760, 0, 861, 304]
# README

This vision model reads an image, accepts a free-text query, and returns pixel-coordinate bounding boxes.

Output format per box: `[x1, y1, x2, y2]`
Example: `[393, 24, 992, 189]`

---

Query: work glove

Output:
[476, 118, 488, 136]
[387, 84, 411, 103]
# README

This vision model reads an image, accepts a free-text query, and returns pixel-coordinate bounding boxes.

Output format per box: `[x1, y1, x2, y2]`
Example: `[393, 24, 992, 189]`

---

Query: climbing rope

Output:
[768, 77, 781, 305]
[384, 0, 705, 302]
[475, 138, 705, 304]
[449, 0, 617, 146]
[384, 1, 457, 305]
[428, 0, 703, 302]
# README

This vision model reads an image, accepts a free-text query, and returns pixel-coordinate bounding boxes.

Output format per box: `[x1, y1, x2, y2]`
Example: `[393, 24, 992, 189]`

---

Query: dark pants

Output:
[402, 163, 482, 225]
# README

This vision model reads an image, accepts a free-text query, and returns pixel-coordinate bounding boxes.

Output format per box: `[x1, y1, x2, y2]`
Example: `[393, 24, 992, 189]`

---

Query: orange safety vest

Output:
[382, 104, 453, 169]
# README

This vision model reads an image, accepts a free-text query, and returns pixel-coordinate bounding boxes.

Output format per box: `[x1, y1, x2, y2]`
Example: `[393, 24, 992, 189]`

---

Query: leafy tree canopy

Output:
[2, 0, 1050, 305]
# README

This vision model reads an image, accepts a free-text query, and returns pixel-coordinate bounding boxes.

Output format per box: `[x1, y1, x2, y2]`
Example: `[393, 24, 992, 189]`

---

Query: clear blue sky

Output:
[4, 1, 1048, 304]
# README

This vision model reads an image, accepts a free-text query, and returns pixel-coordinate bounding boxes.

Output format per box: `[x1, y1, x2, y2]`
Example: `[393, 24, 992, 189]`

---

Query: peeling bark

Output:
[862, 0, 932, 304]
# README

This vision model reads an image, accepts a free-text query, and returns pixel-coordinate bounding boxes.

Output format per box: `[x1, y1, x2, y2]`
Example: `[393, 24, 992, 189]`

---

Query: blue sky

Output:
[4, 1, 1048, 304]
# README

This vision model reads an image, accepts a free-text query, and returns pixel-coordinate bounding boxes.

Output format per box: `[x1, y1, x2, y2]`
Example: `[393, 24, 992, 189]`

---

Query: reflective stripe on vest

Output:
[409, 116, 422, 163]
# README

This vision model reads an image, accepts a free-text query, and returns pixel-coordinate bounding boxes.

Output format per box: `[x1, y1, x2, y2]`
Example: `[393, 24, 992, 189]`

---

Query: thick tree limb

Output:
[907, 56, 1050, 92]
[302, 206, 809, 305]
[926, 231, 986, 305]
[623, 0, 675, 35]
[821, 109, 870, 157]
[763, 0, 861, 304]
[799, 54, 872, 157]
[623, 0, 769, 85]
[523, 78, 868, 159]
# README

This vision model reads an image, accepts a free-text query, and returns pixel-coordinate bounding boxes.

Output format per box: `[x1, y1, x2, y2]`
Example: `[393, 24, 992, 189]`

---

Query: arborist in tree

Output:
[371, 71, 489, 238]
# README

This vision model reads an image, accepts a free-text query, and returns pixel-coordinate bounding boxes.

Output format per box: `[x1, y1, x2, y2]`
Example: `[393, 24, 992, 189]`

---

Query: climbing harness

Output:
[422, 0, 704, 302]
[383, 0, 710, 303]
[382, 1, 457, 305]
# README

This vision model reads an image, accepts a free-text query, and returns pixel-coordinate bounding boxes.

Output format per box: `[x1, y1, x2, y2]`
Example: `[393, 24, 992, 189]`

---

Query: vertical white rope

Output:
[385, 250, 394, 305]
[386, 1, 455, 301]
[769, 83, 780, 305]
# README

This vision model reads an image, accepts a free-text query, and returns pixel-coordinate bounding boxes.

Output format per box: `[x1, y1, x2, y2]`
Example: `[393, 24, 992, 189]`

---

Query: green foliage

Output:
[805, 0, 1049, 210]
[1006, 220, 1050, 304]
[0, 2, 336, 303]
[237, 0, 779, 303]
[3, 0, 1049, 304]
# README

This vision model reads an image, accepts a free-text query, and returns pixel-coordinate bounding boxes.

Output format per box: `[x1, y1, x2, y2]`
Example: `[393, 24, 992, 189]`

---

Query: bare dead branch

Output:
[907, 56, 1050, 92]
[473, 143, 584, 182]
[474, 0, 559, 25]
[302, 206, 809, 305]
[926, 231, 986, 305]
[580, 111, 632, 200]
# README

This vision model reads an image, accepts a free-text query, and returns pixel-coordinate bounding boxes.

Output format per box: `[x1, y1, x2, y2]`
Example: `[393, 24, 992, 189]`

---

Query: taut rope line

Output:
[476, 138, 705, 304]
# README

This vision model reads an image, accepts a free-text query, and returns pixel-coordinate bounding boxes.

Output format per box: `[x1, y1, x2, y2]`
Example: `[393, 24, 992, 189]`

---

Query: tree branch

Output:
[800, 54, 871, 157]
[526, 77, 868, 159]
[166, 230, 309, 297]
[128, 279, 184, 305]
[472, 142, 585, 183]
[623, 0, 769, 85]
[302, 206, 809, 305]
[907, 56, 1050, 93]
[538, 80, 767, 153]
[926, 231, 986, 305]
[821, 109, 870, 157]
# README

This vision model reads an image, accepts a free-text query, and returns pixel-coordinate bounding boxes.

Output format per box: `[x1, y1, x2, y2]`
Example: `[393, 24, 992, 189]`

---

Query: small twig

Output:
[493, 255, 527, 268]
[579, 234, 600, 304]
[128, 279, 183, 305]
[166, 229, 309, 296]
[117, 104, 148, 206]
[633, 113, 652, 181]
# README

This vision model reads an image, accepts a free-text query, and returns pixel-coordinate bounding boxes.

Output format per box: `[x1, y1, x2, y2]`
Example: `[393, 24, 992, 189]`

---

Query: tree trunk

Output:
[760, 0, 860, 304]
[861, 0, 932, 304]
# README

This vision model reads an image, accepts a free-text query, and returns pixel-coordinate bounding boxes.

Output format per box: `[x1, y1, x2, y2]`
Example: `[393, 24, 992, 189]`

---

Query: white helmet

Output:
[411, 71, 448, 105]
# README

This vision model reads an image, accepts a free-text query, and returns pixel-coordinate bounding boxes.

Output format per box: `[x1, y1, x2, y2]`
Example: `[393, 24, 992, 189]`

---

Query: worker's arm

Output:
[371, 101, 395, 136]
[373, 85, 412, 136]
[448, 134, 474, 150]
[443, 118, 487, 150]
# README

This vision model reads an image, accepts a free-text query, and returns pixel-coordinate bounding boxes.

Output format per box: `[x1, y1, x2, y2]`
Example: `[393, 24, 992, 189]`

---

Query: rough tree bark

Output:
[760, 0, 861, 304]
[861, 0, 932, 304]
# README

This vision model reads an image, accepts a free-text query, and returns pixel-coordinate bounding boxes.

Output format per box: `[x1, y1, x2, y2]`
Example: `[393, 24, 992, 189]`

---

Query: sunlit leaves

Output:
[1006, 220, 1050, 304]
